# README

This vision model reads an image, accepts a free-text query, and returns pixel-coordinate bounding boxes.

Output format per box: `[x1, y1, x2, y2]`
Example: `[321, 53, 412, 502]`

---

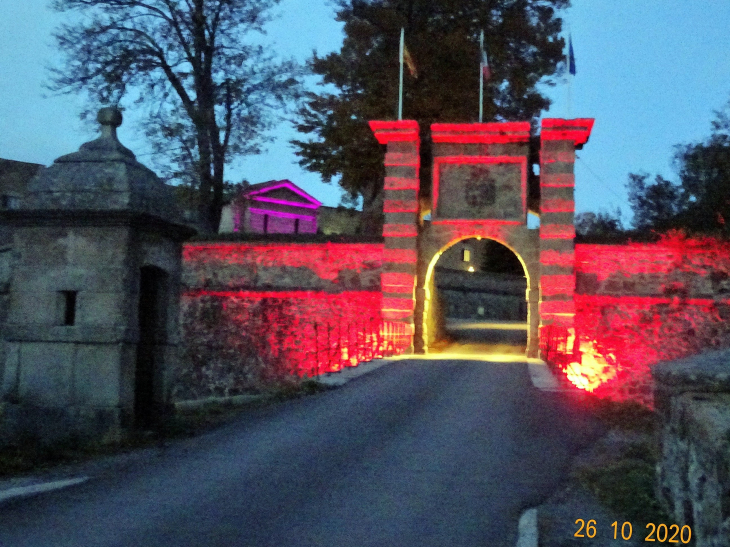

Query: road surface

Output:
[0, 359, 600, 547]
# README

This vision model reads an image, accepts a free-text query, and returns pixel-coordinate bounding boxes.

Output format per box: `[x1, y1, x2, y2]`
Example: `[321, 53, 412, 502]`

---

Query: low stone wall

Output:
[182, 240, 383, 292]
[175, 240, 407, 400]
[653, 349, 730, 546]
[568, 233, 730, 405]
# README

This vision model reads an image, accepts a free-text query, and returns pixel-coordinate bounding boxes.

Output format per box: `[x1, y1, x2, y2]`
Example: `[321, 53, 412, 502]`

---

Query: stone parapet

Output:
[652, 348, 730, 546]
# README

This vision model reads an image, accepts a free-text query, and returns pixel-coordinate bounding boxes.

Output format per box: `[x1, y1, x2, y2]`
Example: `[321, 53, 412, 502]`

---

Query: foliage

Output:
[627, 173, 685, 232]
[575, 209, 625, 240]
[627, 99, 730, 236]
[47, 0, 302, 233]
[586, 398, 657, 434]
[577, 459, 669, 524]
[291, 0, 570, 231]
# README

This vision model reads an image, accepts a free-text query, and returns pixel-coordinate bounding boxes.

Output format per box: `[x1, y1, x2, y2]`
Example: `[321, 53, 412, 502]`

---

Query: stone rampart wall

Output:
[182, 241, 383, 292]
[175, 241, 404, 400]
[569, 233, 730, 405]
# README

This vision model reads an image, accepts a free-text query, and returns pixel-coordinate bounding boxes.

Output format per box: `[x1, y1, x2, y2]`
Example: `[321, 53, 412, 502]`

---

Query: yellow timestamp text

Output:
[574, 519, 692, 543]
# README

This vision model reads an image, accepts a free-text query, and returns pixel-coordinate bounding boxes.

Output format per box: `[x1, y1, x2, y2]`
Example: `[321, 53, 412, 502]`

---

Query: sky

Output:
[1, 1, 730, 225]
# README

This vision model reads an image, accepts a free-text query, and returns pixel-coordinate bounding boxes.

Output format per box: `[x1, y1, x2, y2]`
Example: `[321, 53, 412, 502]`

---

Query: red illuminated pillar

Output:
[539, 118, 594, 351]
[369, 120, 420, 353]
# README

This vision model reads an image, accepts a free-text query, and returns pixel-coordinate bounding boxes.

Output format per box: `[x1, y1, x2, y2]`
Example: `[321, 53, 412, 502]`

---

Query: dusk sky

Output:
[2, 1, 730, 225]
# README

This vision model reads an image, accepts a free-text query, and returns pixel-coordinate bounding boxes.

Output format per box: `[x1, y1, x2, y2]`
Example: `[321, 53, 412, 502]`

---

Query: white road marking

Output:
[0, 477, 89, 503]
[516, 508, 538, 547]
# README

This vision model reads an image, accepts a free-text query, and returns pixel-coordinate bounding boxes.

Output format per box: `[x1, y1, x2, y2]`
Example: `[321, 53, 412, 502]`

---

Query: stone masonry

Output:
[0, 108, 194, 445]
[653, 349, 730, 546]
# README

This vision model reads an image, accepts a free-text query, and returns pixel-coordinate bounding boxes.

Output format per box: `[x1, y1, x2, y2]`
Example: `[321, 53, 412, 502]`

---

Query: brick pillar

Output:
[369, 120, 420, 353]
[539, 118, 594, 352]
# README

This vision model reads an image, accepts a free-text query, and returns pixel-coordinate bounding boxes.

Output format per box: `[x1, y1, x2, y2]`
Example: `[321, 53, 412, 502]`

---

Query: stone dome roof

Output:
[22, 107, 185, 226]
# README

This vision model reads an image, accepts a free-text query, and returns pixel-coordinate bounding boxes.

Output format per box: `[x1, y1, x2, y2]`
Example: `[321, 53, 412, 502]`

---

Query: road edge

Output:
[516, 508, 538, 547]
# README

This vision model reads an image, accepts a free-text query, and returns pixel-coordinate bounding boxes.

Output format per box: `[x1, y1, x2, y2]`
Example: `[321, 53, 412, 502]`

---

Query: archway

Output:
[421, 233, 536, 356]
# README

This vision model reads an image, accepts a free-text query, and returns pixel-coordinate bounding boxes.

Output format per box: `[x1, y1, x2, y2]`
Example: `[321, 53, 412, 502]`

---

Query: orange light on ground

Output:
[564, 341, 616, 392]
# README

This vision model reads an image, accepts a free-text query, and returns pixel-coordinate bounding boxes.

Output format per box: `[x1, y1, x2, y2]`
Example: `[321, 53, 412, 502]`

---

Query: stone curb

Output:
[173, 393, 270, 412]
[314, 358, 394, 386]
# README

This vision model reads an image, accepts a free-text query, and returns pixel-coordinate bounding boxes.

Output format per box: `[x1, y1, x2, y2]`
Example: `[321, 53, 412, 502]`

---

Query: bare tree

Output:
[48, 0, 303, 233]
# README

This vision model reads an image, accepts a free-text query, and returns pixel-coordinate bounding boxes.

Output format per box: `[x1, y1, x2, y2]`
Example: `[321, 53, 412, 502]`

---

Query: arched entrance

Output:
[370, 119, 595, 359]
[426, 237, 528, 354]
[418, 228, 539, 357]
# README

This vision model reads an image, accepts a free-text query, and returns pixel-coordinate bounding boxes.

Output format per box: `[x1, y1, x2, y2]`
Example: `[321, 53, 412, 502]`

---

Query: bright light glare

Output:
[383, 353, 544, 364]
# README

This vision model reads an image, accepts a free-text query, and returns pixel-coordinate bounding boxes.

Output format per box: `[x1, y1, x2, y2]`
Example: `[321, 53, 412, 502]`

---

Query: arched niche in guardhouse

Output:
[0, 107, 195, 446]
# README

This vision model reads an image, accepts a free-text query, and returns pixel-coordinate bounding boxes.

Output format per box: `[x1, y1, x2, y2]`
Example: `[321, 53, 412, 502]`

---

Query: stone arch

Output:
[370, 118, 594, 359]
[415, 223, 540, 357]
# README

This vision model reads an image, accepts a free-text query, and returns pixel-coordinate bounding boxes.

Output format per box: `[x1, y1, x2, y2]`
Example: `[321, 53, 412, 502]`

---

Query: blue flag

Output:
[568, 34, 576, 75]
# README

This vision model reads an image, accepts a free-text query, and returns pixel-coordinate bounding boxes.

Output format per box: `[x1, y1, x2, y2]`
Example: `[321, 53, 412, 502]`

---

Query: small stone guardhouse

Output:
[370, 119, 594, 357]
[0, 108, 194, 444]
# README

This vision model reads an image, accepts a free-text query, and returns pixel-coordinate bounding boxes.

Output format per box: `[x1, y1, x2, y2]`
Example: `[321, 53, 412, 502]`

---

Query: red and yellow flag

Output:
[403, 44, 417, 78]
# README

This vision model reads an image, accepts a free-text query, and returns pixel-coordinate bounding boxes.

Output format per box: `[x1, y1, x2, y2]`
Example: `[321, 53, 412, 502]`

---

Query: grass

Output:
[585, 398, 658, 434]
[576, 459, 669, 525]
[573, 398, 671, 525]
[0, 379, 331, 479]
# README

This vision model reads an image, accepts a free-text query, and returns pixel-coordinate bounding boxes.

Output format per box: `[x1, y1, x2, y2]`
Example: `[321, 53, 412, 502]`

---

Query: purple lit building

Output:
[220, 180, 322, 234]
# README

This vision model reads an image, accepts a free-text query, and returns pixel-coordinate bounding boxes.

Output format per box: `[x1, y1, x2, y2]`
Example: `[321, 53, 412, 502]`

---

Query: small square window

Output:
[462, 248, 471, 262]
[60, 291, 77, 326]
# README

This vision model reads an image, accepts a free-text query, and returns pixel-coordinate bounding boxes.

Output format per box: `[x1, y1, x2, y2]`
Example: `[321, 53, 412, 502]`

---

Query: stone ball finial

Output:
[98, 107, 123, 128]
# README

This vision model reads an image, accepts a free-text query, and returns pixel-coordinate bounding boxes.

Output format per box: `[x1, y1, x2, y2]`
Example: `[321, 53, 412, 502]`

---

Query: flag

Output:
[568, 34, 576, 75]
[481, 49, 491, 81]
[403, 44, 417, 78]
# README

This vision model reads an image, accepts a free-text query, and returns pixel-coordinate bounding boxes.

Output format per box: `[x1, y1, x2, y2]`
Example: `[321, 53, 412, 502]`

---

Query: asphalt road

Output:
[0, 360, 600, 547]
[440, 319, 528, 355]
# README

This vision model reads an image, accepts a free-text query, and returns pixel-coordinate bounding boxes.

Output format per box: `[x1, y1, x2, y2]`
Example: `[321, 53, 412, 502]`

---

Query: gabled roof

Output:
[243, 179, 322, 209]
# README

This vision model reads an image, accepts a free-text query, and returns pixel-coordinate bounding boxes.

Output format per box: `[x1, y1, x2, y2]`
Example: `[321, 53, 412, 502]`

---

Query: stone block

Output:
[119, 343, 138, 410]
[541, 212, 574, 226]
[73, 344, 123, 407]
[540, 238, 574, 253]
[388, 141, 419, 154]
[575, 272, 599, 294]
[385, 166, 417, 179]
[541, 140, 575, 154]
[80, 291, 128, 326]
[652, 348, 730, 397]
[541, 162, 574, 175]
[384, 236, 418, 250]
[540, 186, 574, 200]
[18, 342, 74, 407]
[2, 342, 19, 397]
[15, 227, 129, 268]
[11, 265, 129, 294]
[8, 290, 58, 324]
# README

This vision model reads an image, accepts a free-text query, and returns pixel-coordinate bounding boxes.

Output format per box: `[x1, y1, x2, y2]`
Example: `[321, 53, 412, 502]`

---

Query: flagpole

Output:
[479, 30, 484, 123]
[398, 28, 404, 120]
[566, 25, 573, 119]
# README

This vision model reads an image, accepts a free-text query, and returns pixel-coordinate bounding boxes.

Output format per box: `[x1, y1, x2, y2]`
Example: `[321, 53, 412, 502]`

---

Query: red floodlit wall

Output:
[558, 233, 730, 406]
[175, 241, 411, 400]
